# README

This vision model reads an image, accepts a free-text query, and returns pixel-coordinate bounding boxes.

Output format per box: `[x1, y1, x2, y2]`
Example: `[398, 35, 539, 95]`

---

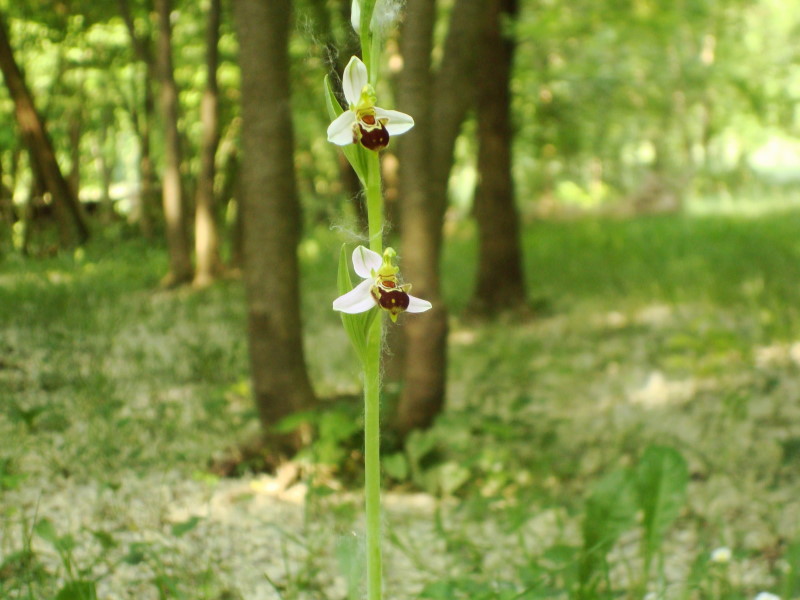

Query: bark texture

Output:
[0, 10, 89, 245]
[394, 0, 485, 437]
[234, 0, 316, 456]
[471, 0, 527, 314]
[155, 0, 193, 286]
[193, 0, 223, 288]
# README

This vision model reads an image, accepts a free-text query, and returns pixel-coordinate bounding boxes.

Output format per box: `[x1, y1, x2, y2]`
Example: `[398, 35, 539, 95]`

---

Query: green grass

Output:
[2, 212, 800, 599]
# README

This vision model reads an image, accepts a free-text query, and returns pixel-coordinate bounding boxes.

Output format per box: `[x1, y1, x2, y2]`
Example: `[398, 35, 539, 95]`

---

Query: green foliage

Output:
[3, 214, 800, 598]
[171, 516, 202, 538]
[778, 539, 800, 600]
[275, 400, 363, 469]
[635, 445, 689, 579]
[55, 581, 97, 600]
[579, 469, 638, 597]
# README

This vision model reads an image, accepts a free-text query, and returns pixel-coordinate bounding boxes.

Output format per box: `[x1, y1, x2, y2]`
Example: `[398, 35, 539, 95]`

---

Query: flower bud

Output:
[351, 0, 361, 33]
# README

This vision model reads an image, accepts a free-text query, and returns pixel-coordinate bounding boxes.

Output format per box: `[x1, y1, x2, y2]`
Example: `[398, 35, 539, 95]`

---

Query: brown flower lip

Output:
[355, 114, 390, 150]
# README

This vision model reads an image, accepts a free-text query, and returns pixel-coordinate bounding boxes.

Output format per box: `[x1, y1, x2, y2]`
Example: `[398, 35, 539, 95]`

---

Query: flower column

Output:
[325, 4, 430, 599]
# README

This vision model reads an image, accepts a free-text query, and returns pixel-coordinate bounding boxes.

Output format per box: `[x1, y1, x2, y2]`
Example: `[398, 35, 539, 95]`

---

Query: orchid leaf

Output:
[337, 244, 377, 365]
[635, 445, 688, 577]
[55, 581, 97, 600]
[580, 468, 637, 590]
[324, 76, 368, 184]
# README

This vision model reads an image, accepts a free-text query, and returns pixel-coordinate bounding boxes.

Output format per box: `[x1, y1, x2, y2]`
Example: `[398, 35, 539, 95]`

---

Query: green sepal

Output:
[324, 75, 368, 184]
[323, 74, 345, 120]
[337, 244, 378, 365]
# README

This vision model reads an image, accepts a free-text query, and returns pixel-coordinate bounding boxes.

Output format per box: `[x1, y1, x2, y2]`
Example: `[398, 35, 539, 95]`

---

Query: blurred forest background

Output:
[2, 0, 800, 598]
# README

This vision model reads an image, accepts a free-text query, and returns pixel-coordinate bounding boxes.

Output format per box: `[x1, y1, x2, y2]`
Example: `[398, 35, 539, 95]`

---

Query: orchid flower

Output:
[351, 0, 401, 35]
[333, 246, 431, 322]
[327, 56, 414, 151]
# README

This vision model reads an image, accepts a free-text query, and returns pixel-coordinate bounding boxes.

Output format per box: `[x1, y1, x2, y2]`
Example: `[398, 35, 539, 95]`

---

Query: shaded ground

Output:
[2, 214, 800, 599]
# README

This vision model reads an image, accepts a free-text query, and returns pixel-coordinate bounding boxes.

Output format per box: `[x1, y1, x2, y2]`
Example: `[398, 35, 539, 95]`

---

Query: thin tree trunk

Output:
[395, 0, 439, 437]
[471, 0, 527, 315]
[138, 69, 157, 238]
[234, 0, 316, 458]
[155, 0, 193, 286]
[193, 0, 222, 288]
[92, 116, 115, 225]
[119, 0, 157, 238]
[68, 103, 82, 198]
[0, 156, 11, 251]
[0, 10, 89, 246]
[217, 142, 241, 268]
[393, 0, 484, 438]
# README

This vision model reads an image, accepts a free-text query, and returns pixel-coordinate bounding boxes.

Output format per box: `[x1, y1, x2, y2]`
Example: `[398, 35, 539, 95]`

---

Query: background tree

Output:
[234, 0, 316, 459]
[193, 0, 223, 288]
[470, 0, 527, 315]
[155, 0, 192, 286]
[0, 9, 89, 246]
[118, 0, 157, 238]
[393, 0, 485, 438]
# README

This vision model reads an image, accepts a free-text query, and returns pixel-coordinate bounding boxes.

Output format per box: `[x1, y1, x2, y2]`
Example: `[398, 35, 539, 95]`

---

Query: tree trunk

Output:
[92, 113, 116, 225]
[0, 10, 89, 246]
[470, 0, 527, 315]
[118, 0, 157, 239]
[155, 0, 193, 286]
[393, 0, 484, 438]
[217, 144, 241, 268]
[68, 104, 82, 198]
[234, 0, 316, 457]
[193, 0, 222, 288]
[0, 155, 11, 251]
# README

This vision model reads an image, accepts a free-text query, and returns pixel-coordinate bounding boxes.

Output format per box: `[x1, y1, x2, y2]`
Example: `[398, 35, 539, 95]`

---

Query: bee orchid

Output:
[326, 56, 414, 151]
[333, 246, 431, 322]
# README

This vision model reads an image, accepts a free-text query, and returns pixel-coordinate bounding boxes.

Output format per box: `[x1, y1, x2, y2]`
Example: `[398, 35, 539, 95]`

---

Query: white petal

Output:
[333, 278, 376, 313]
[352, 245, 382, 278]
[405, 294, 432, 313]
[343, 56, 368, 107]
[375, 107, 414, 135]
[351, 0, 360, 33]
[327, 111, 357, 145]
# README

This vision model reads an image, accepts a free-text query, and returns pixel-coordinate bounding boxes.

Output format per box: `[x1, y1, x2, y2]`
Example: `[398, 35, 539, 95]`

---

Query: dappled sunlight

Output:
[4, 215, 800, 597]
[754, 341, 800, 368]
[4, 0, 800, 588]
[628, 370, 697, 408]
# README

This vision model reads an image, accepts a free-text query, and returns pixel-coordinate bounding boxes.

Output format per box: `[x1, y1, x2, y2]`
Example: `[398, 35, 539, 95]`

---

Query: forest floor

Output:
[2, 212, 800, 599]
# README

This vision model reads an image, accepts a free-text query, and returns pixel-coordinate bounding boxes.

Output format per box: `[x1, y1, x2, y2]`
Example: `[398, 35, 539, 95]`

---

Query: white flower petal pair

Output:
[351, 0, 361, 33]
[333, 246, 432, 321]
[351, 0, 401, 35]
[326, 57, 414, 150]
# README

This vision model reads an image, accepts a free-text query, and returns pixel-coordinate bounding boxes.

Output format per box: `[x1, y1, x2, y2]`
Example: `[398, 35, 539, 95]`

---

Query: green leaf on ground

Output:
[636, 445, 689, 573]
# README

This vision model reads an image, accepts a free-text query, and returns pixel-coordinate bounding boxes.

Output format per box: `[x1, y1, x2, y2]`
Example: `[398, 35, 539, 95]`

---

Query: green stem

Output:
[366, 152, 383, 254]
[364, 316, 382, 600]
[364, 148, 383, 600]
